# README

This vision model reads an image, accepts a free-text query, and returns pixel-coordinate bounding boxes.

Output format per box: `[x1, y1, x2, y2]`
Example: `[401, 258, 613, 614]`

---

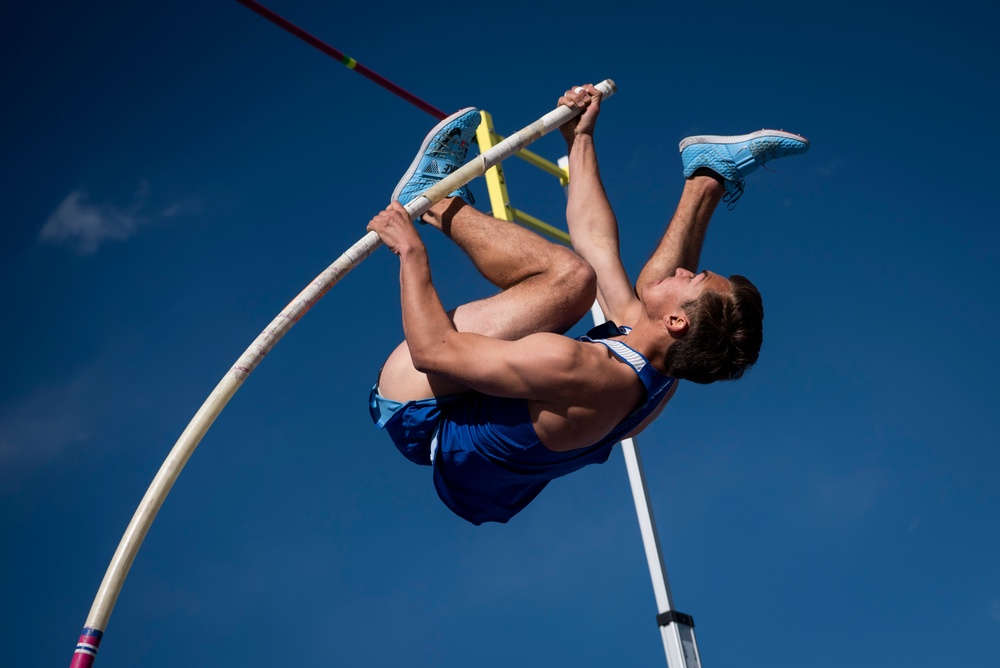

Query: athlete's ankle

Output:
[690, 167, 726, 187]
[423, 197, 465, 230]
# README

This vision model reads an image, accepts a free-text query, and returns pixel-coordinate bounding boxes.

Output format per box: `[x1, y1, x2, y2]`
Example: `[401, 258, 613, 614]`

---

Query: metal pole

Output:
[620, 434, 703, 668]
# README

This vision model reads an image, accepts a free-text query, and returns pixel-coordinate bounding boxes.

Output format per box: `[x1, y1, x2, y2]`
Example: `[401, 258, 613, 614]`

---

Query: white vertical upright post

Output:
[589, 302, 702, 668]
[564, 156, 703, 668]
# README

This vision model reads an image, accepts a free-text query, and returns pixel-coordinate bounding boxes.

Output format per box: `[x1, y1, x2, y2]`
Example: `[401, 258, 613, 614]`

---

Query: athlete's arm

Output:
[417, 330, 603, 400]
[561, 84, 642, 326]
[368, 202, 597, 401]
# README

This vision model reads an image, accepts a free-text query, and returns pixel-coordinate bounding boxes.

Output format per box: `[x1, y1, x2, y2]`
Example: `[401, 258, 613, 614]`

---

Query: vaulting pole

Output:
[68, 79, 616, 667]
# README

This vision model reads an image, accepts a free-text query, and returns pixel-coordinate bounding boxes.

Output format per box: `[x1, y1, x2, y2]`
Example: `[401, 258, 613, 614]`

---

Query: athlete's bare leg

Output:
[378, 197, 596, 402]
[635, 173, 725, 297]
[423, 197, 595, 337]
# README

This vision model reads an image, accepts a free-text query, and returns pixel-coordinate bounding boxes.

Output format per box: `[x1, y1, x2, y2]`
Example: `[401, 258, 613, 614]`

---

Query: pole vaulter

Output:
[66, 63, 616, 663]
[235, 8, 716, 668]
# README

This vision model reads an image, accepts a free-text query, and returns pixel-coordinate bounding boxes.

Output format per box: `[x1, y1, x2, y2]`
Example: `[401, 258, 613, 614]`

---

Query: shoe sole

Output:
[391, 107, 479, 202]
[678, 129, 809, 152]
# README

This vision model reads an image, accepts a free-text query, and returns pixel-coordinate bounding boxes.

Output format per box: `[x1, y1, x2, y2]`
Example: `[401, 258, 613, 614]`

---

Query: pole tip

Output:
[597, 79, 617, 98]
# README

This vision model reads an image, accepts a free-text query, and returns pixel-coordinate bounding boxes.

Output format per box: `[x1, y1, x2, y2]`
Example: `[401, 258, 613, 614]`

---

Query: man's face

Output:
[646, 267, 733, 320]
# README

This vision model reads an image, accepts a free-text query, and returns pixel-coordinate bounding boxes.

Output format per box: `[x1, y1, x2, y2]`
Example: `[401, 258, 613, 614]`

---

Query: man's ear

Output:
[665, 312, 689, 337]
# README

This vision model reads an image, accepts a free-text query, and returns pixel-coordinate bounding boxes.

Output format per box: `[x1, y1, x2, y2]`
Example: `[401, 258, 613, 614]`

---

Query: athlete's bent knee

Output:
[550, 249, 597, 314]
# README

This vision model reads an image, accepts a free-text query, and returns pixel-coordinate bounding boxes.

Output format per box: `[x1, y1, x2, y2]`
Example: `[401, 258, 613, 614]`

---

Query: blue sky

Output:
[3, 0, 999, 666]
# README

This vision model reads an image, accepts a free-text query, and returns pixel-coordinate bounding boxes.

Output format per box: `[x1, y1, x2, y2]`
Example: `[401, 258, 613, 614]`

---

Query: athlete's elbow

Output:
[407, 346, 438, 374]
[407, 340, 454, 375]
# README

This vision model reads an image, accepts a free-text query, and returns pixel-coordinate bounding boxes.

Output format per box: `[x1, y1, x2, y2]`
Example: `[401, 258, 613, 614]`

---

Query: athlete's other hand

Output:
[559, 83, 603, 144]
[368, 201, 426, 259]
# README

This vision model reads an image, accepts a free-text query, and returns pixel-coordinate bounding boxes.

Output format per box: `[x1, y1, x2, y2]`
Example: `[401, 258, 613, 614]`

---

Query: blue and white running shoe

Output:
[392, 107, 481, 217]
[679, 130, 809, 208]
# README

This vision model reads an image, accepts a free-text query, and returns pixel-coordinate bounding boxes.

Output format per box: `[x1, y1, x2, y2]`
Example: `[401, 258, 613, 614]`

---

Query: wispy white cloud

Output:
[816, 466, 888, 516]
[0, 373, 100, 496]
[160, 196, 201, 219]
[38, 181, 200, 255]
[39, 188, 141, 254]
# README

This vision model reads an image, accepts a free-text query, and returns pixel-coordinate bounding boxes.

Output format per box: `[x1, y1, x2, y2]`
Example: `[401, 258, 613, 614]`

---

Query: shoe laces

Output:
[428, 130, 470, 162]
[722, 179, 745, 210]
[723, 137, 784, 210]
[456, 185, 475, 206]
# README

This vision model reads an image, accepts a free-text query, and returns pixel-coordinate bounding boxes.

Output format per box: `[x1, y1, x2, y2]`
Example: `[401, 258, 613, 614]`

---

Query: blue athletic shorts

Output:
[369, 382, 463, 466]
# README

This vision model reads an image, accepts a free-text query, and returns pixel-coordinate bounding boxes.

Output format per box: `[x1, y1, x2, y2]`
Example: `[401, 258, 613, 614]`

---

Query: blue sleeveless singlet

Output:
[416, 323, 675, 525]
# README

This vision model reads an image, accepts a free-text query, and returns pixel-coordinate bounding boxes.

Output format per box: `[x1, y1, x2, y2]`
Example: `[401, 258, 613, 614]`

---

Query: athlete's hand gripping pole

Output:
[68, 79, 616, 667]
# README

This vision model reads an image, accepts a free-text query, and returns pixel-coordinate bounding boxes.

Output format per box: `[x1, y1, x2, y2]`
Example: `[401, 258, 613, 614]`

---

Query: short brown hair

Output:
[662, 274, 763, 384]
